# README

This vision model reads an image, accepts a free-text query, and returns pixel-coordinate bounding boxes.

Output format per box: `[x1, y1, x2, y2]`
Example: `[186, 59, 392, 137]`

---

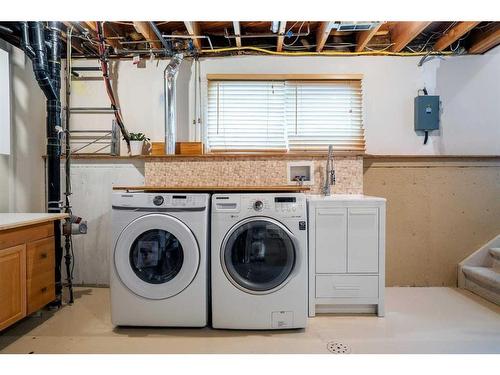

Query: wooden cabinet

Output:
[26, 237, 55, 314]
[308, 196, 386, 317]
[0, 220, 58, 331]
[0, 244, 26, 331]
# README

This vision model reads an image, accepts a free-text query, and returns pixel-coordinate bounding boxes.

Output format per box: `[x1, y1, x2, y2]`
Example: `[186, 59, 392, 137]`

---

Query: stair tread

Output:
[489, 248, 500, 260]
[462, 266, 500, 290]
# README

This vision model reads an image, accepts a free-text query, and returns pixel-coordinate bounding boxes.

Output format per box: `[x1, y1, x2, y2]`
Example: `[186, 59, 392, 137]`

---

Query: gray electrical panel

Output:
[414, 95, 440, 131]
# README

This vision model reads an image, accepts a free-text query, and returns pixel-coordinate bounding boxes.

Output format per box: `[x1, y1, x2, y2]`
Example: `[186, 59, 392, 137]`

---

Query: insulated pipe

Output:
[164, 54, 183, 154]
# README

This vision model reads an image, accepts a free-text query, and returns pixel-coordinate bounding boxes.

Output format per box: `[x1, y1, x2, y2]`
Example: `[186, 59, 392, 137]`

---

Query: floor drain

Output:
[326, 341, 351, 354]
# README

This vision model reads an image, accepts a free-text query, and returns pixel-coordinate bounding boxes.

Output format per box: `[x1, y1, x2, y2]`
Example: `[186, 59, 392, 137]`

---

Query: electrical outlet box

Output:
[414, 95, 440, 131]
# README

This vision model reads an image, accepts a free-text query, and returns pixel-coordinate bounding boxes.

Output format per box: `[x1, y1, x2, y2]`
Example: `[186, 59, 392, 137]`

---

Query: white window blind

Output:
[206, 80, 287, 152]
[206, 79, 364, 152]
[285, 80, 364, 151]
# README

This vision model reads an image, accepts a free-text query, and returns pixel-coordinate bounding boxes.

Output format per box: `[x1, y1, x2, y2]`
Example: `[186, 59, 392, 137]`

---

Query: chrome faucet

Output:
[322, 145, 336, 196]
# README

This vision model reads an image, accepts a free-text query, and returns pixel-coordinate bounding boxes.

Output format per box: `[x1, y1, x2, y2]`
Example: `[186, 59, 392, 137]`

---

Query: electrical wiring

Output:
[365, 44, 395, 52]
[283, 21, 306, 47]
[200, 46, 455, 57]
[95, 21, 131, 152]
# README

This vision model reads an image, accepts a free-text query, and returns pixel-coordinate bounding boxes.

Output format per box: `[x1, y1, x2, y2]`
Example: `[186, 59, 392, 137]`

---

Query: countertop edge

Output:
[0, 213, 69, 232]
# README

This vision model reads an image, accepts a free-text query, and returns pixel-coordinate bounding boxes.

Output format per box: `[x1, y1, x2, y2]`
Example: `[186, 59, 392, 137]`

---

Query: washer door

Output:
[114, 214, 200, 300]
[221, 217, 297, 294]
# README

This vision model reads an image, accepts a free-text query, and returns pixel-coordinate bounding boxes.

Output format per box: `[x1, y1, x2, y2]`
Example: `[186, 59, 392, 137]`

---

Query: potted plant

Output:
[128, 133, 150, 156]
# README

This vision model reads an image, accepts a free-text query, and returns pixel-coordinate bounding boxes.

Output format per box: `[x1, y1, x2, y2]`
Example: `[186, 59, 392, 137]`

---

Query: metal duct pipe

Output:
[163, 54, 183, 154]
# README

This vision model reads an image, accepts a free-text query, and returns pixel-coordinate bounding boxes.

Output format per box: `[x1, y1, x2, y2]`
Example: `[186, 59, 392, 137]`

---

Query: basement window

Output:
[206, 76, 365, 153]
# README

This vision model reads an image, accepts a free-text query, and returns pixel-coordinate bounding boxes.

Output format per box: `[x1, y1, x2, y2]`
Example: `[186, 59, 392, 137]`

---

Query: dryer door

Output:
[114, 214, 200, 300]
[221, 217, 298, 295]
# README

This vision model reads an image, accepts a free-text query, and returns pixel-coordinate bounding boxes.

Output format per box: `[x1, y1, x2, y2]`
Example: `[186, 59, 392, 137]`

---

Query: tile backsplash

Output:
[145, 155, 363, 194]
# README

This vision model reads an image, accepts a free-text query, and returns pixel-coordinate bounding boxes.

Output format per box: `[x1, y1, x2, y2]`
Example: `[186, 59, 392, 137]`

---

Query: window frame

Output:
[204, 74, 365, 155]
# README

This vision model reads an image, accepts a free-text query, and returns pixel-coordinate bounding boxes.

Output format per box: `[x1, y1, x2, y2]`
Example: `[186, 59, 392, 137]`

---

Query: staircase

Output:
[458, 235, 500, 305]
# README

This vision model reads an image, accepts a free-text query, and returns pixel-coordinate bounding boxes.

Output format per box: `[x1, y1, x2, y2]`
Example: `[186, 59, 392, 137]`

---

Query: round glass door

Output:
[222, 218, 296, 294]
[115, 214, 199, 300]
[129, 229, 184, 284]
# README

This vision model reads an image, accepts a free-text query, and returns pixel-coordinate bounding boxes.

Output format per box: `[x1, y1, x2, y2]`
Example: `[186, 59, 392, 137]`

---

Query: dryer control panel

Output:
[212, 193, 306, 219]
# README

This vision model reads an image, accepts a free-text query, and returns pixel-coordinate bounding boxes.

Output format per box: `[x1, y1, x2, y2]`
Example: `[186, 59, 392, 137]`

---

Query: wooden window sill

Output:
[49, 151, 365, 160]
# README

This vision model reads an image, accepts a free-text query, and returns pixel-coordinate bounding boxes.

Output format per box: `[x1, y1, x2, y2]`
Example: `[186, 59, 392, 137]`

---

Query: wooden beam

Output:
[468, 24, 500, 54]
[232, 21, 242, 48]
[355, 23, 382, 52]
[82, 22, 120, 50]
[389, 22, 432, 52]
[316, 21, 335, 52]
[133, 22, 162, 49]
[433, 22, 480, 51]
[61, 22, 85, 55]
[184, 21, 202, 50]
[276, 21, 287, 52]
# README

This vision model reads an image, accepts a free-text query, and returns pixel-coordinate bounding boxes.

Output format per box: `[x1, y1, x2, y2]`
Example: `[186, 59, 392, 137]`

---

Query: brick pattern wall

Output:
[145, 155, 363, 194]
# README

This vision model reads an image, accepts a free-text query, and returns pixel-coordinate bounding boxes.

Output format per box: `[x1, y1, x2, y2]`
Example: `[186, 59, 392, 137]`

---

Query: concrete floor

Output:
[1, 287, 499, 354]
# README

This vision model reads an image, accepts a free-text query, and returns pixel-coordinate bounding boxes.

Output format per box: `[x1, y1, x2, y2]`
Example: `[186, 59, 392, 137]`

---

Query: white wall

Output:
[66, 49, 500, 156]
[66, 58, 191, 151]
[64, 160, 144, 285]
[194, 49, 500, 155]
[0, 43, 46, 213]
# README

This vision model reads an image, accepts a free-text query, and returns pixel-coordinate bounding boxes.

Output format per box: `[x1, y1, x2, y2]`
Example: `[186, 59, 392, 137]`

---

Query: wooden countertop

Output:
[112, 185, 310, 192]
[0, 213, 69, 231]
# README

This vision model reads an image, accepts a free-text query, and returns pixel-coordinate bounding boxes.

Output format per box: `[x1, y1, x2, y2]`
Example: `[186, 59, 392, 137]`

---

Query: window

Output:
[206, 77, 364, 153]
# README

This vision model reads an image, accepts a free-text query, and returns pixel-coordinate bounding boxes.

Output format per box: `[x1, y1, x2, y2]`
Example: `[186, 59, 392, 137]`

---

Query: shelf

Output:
[112, 185, 310, 192]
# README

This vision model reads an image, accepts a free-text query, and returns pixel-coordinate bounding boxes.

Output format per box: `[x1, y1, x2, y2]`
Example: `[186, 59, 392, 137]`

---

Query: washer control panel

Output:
[112, 192, 209, 209]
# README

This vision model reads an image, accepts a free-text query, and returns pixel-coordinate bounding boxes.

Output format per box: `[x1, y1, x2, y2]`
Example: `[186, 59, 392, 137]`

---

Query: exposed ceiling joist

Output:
[82, 21, 120, 50]
[61, 22, 86, 55]
[277, 21, 287, 52]
[184, 21, 202, 50]
[389, 22, 432, 52]
[233, 21, 242, 47]
[316, 21, 335, 52]
[468, 25, 500, 54]
[433, 22, 480, 51]
[355, 23, 382, 52]
[133, 22, 162, 49]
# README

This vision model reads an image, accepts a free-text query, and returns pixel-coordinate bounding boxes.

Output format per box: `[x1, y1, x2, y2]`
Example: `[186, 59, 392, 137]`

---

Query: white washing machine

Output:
[111, 192, 209, 327]
[211, 193, 308, 330]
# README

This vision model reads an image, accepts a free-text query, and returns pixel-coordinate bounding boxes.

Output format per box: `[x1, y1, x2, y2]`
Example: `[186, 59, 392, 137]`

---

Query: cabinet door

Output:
[348, 208, 379, 273]
[315, 208, 347, 273]
[0, 244, 26, 331]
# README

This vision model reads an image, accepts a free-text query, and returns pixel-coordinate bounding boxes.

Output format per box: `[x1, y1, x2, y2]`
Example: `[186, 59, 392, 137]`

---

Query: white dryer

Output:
[211, 193, 308, 330]
[111, 192, 209, 327]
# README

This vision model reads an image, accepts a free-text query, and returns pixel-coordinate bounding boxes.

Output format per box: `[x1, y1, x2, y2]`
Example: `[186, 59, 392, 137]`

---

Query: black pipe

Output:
[28, 22, 56, 100]
[45, 21, 64, 303]
[19, 22, 35, 60]
[26, 21, 63, 303]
